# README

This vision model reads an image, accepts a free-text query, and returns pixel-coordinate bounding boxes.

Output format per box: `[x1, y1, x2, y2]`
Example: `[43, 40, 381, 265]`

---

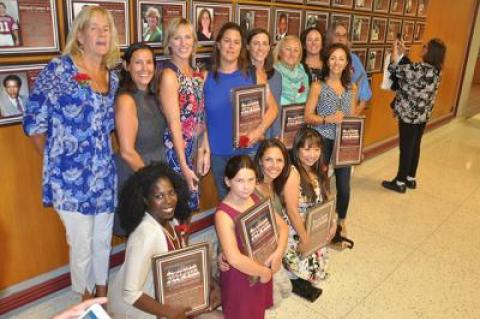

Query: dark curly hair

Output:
[291, 127, 329, 203]
[117, 162, 191, 235]
[254, 138, 291, 198]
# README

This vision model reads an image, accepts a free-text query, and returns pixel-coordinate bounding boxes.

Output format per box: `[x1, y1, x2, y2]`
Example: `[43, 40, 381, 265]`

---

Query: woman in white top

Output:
[109, 162, 222, 319]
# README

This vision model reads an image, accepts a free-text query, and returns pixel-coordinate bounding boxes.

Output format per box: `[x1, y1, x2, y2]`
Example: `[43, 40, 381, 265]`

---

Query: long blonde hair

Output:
[63, 6, 120, 68]
[163, 17, 197, 56]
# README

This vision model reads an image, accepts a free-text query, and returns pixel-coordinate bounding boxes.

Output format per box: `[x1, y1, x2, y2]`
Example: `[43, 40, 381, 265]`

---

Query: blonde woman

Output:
[23, 6, 120, 299]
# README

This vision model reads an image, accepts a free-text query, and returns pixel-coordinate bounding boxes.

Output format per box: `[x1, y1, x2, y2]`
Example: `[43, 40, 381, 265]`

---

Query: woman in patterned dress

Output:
[159, 18, 210, 211]
[23, 6, 120, 299]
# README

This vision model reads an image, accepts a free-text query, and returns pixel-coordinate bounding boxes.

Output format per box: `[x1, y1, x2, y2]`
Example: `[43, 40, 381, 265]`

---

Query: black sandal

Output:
[330, 225, 354, 249]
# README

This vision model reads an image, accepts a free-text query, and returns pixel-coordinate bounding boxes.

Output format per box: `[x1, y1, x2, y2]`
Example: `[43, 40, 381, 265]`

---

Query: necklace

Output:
[161, 222, 180, 249]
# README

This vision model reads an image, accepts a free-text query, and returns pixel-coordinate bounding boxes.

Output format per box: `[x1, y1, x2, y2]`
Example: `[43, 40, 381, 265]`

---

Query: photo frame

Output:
[152, 243, 210, 316]
[370, 17, 387, 43]
[0, 64, 45, 125]
[386, 18, 402, 43]
[236, 5, 271, 36]
[194, 52, 211, 71]
[417, 0, 428, 17]
[351, 15, 370, 44]
[67, 0, 129, 48]
[330, 13, 352, 35]
[351, 48, 367, 68]
[273, 8, 303, 42]
[413, 22, 426, 43]
[333, 116, 365, 166]
[305, 11, 329, 35]
[389, 0, 405, 15]
[231, 84, 266, 148]
[280, 104, 305, 150]
[137, 0, 187, 47]
[373, 0, 390, 12]
[366, 47, 384, 73]
[306, 0, 330, 6]
[302, 199, 335, 257]
[354, 0, 373, 11]
[331, 0, 354, 9]
[0, 0, 59, 54]
[192, 2, 232, 45]
[402, 20, 415, 43]
[276, 0, 304, 4]
[404, 0, 418, 16]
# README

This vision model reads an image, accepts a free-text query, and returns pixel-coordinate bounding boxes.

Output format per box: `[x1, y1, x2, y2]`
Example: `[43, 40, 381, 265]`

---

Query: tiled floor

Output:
[466, 84, 480, 117]
[6, 115, 480, 319]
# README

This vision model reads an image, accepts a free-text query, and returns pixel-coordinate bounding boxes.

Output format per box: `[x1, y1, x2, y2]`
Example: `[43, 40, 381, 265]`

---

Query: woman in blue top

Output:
[304, 43, 357, 244]
[204, 22, 278, 198]
[23, 6, 120, 299]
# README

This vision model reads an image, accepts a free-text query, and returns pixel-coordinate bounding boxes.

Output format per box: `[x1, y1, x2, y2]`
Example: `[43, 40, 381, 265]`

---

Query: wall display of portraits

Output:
[389, 0, 405, 15]
[236, 5, 270, 36]
[413, 21, 425, 43]
[417, 0, 428, 17]
[137, 0, 186, 47]
[331, 0, 354, 9]
[273, 8, 302, 43]
[401, 20, 414, 43]
[0, 0, 59, 54]
[0, 64, 44, 125]
[404, 0, 418, 16]
[305, 11, 329, 35]
[67, 0, 129, 48]
[330, 13, 351, 35]
[276, 0, 303, 4]
[386, 18, 402, 43]
[354, 0, 373, 11]
[373, 0, 390, 12]
[194, 52, 211, 72]
[306, 0, 330, 5]
[192, 2, 232, 45]
[366, 47, 383, 73]
[370, 17, 387, 43]
[351, 48, 367, 68]
[351, 15, 370, 44]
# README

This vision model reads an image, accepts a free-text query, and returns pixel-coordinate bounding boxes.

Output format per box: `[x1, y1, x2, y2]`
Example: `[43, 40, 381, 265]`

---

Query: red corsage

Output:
[238, 135, 250, 148]
[298, 83, 305, 93]
[73, 73, 91, 87]
[175, 224, 190, 234]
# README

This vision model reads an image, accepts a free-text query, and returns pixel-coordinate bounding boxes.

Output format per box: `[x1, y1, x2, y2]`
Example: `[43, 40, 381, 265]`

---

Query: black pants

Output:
[323, 138, 351, 220]
[396, 120, 426, 182]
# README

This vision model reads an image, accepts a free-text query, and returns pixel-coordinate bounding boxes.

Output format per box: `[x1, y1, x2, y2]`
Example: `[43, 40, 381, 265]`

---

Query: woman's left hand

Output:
[264, 251, 282, 274]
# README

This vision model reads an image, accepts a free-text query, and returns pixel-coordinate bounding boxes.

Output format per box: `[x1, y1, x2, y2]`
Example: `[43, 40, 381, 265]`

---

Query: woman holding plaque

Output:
[381, 39, 446, 193]
[273, 36, 309, 106]
[300, 27, 324, 84]
[246, 29, 283, 139]
[23, 6, 120, 299]
[114, 42, 167, 236]
[159, 18, 209, 211]
[215, 155, 287, 319]
[204, 22, 278, 199]
[304, 43, 357, 241]
[282, 128, 333, 301]
[109, 162, 222, 319]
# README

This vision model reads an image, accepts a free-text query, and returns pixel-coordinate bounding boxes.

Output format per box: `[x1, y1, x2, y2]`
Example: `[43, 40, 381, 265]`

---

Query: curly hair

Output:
[117, 162, 191, 235]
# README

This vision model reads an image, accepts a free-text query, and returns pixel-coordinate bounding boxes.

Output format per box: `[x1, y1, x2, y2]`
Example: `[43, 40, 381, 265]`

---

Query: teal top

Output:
[274, 63, 310, 105]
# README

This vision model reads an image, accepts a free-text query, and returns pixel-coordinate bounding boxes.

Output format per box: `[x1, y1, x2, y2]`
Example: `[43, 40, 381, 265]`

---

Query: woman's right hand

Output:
[259, 267, 272, 284]
[217, 252, 231, 272]
[163, 305, 190, 319]
[328, 111, 344, 124]
[297, 236, 312, 255]
[182, 166, 199, 192]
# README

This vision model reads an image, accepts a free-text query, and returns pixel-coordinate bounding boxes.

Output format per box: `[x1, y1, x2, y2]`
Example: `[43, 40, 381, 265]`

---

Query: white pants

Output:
[57, 210, 113, 294]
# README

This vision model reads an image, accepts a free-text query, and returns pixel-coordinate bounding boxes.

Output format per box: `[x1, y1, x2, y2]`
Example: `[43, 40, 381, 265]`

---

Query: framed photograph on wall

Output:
[306, 0, 330, 5]
[194, 52, 211, 72]
[137, 0, 186, 47]
[330, 13, 351, 35]
[354, 0, 373, 11]
[370, 17, 387, 43]
[351, 16, 370, 44]
[0, 0, 59, 54]
[373, 0, 389, 13]
[305, 11, 329, 34]
[351, 48, 367, 68]
[273, 8, 303, 43]
[192, 2, 232, 45]
[417, 0, 428, 17]
[389, 0, 405, 15]
[401, 20, 414, 43]
[236, 5, 271, 36]
[0, 64, 45, 125]
[331, 0, 353, 9]
[413, 22, 425, 43]
[366, 47, 384, 73]
[276, 0, 304, 4]
[386, 18, 402, 43]
[67, 0, 129, 48]
[404, 0, 418, 16]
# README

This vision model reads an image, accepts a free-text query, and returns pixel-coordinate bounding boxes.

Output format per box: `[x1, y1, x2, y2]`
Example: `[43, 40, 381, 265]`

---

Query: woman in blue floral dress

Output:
[23, 7, 120, 299]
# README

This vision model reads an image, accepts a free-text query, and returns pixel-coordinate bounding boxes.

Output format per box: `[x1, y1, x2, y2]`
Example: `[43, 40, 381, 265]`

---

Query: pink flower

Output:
[298, 84, 305, 93]
[239, 135, 250, 148]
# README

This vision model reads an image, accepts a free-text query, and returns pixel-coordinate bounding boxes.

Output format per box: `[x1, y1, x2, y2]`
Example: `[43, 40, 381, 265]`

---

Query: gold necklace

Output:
[161, 223, 179, 249]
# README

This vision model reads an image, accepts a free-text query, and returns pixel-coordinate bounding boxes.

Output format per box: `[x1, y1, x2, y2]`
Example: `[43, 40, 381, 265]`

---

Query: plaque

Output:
[354, 0, 373, 11]
[401, 20, 415, 43]
[236, 5, 270, 36]
[413, 22, 425, 43]
[366, 47, 384, 73]
[404, 0, 418, 16]
[351, 15, 371, 44]
[417, 0, 428, 17]
[192, 2, 232, 45]
[305, 11, 329, 35]
[389, 0, 405, 15]
[330, 13, 352, 34]
[302, 199, 335, 257]
[274, 8, 302, 42]
[280, 104, 305, 149]
[386, 18, 402, 43]
[333, 116, 365, 166]
[331, 0, 354, 9]
[370, 17, 387, 43]
[236, 199, 278, 267]
[373, 0, 390, 13]
[231, 84, 266, 148]
[152, 243, 210, 316]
